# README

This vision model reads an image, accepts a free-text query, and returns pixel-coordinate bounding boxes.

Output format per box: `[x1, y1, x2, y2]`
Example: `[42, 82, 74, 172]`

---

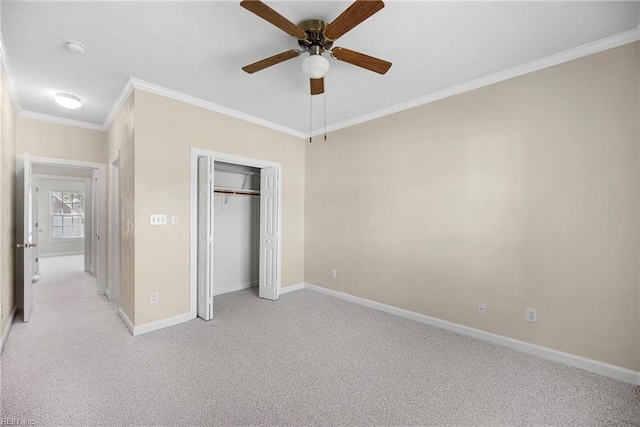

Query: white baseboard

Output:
[38, 251, 84, 258]
[0, 307, 17, 354]
[133, 312, 192, 336]
[118, 307, 191, 337]
[279, 282, 305, 295]
[117, 307, 134, 335]
[301, 283, 640, 386]
[213, 280, 257, 297]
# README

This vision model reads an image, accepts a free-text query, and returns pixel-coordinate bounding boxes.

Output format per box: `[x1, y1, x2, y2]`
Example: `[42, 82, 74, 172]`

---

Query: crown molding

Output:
[0, 32, 21, 112]
[102, 77, 134, 131]
[127, 78, 306, 138]
[18, 111, 105, 132]
[7, 26, 640, 139]
[308, 26, 640, 138]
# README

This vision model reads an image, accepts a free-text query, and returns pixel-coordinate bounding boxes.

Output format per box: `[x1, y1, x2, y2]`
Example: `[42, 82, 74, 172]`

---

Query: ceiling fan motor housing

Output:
[298, 19, 333, 52]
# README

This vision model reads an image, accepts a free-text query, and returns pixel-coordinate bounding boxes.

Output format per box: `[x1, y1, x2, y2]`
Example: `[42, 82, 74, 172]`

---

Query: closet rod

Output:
[214, 189, 260, 196]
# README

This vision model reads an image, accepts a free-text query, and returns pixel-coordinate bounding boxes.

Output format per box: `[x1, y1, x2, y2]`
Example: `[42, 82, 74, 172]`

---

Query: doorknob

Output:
[17, 243, 36, 248]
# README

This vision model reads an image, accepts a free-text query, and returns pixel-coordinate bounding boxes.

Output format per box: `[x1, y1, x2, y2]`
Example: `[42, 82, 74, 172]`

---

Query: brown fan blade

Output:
[324, 0, 384, 41]
[242, 50, 300, 74]
[310, 78, 324, 95]
[240, 0, 306, 39]
[332, 47, 391, 74]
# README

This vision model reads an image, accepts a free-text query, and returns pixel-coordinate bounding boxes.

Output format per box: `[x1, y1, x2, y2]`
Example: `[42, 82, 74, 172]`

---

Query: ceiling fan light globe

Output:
[302, 54, 330, 79]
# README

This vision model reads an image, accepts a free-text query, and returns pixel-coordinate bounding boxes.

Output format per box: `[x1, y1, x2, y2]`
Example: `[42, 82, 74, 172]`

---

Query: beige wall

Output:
[17, 118, 106, 164]
[306, 43, 640, 371]
[0, 72, 16, 336]
[133, 89, 305, 325]
[106, 93, 135, 322]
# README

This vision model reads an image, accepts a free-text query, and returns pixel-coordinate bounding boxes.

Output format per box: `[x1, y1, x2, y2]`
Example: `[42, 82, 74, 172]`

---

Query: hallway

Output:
[1, 259, 121, 425]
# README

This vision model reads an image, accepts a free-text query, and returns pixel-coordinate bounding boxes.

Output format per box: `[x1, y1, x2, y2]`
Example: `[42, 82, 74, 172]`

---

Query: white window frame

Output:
[50, 190, 85, 240]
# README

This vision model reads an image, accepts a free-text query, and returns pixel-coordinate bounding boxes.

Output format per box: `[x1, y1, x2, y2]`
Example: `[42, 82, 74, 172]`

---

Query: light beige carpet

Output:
[1, 269, 639, 426]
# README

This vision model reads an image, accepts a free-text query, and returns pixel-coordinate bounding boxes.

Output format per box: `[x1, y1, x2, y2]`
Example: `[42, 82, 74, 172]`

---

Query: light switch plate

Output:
[150, 214, 167, 225]
[171, 215, 179, 225]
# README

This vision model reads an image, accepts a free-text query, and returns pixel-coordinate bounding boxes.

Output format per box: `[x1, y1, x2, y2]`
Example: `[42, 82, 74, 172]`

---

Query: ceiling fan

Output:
[240, 0, 392, 96]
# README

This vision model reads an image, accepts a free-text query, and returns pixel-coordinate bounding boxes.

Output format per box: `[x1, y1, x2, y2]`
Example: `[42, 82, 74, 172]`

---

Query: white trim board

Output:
[0, 307, 17, 354]
[102, 78, 134, 131]
[308, 26, 640, 137]
[38, 251, 84, 258]
[279, 282, 305, 295]
[117, 307, 134, 335]
[292, 283, 640, 386]
[18, 111, 104, 132]
[11, 26, 640, 138]
[128, 78, 306, 139]
[120, 310, 191, 337]
[133, 312, 192, 336]
[30, 156, 105, 170]
[0, 33, 21, 112]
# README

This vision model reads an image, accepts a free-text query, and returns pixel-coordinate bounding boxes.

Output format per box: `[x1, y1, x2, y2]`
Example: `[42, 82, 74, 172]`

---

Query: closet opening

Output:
[190, 149, 282, 321]
[212, 162, 261, 297]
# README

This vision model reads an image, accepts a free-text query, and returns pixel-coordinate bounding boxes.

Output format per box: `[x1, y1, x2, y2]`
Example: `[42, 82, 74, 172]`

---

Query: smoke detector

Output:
[64, 40, 86, 54]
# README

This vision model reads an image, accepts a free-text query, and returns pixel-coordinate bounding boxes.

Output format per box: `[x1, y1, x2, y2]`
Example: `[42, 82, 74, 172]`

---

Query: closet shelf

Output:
[214, 187, 260, 196]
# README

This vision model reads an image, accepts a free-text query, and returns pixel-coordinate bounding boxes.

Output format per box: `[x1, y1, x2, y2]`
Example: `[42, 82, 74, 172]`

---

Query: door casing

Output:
[29, 156, 107, 295]
[189, 148, 283, 319]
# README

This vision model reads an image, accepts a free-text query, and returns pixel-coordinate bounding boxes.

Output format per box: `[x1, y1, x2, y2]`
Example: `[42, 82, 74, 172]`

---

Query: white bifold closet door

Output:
[197, 156, 214, 320]
[259, 167, 279, 300]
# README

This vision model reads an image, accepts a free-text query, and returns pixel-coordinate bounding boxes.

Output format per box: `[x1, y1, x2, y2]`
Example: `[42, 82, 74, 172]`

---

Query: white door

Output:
[96, 166, 107, 295]
[32, 179, 40, 282]
[16, 153, 35, 322]
[109, 156, 120, 302]
[197, 156, 214, 320]
[91, 171, 98, 275]
[259, 167, 280, 300]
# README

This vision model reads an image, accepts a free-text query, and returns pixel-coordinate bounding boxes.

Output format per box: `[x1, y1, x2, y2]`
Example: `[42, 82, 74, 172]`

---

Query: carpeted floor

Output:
[1, 268, 639, 426]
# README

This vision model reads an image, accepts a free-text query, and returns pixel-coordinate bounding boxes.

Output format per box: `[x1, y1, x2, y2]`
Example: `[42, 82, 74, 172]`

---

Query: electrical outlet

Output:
[526, 308, 538, 323]
[150, 214, 167, 226]
[150, 292, 159, 304]
[477, 303, 486, 315]
[331, 269, 337, 279]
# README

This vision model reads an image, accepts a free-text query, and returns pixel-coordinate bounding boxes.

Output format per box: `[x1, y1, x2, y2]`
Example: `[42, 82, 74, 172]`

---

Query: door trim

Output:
[27, 156, 107, 292]
[108, 151, 120, 302]
[189, 148, 283, 319]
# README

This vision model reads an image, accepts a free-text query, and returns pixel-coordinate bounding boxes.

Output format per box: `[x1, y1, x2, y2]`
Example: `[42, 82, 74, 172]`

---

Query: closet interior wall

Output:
[213, 162, 261, 294]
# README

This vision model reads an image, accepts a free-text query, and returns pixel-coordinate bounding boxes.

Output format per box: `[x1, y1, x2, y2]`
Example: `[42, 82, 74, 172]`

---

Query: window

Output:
[50, 191, 84, 239]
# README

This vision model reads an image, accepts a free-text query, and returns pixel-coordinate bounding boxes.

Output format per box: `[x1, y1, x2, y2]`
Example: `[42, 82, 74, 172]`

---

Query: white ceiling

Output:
[2, 1, 639, 134]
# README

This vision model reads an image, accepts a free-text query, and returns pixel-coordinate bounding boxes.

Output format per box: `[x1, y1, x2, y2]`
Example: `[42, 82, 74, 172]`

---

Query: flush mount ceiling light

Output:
[55, 93, 82, 109]
[64, 40, 86, 54]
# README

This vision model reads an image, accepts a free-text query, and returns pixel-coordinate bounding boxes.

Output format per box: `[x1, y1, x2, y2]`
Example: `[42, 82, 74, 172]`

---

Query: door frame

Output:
[189, 148, 283, 319]
[29, 156, 107, 295]
[31, 174, 91, 264]
[108, 151, 120, 302]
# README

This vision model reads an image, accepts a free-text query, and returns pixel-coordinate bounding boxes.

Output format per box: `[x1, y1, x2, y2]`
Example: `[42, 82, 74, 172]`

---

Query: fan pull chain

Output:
[309, 92, 313, 143]
[323, 92, 327, 141]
